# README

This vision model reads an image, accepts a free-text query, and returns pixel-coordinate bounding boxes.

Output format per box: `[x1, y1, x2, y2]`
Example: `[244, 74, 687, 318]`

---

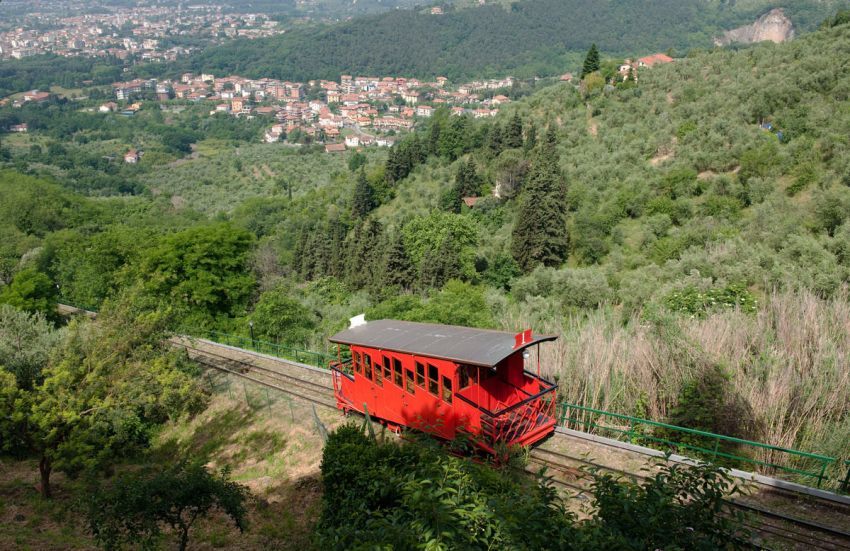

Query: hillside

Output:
[2, 10, 850, 491]
[184, 0, 848, 81]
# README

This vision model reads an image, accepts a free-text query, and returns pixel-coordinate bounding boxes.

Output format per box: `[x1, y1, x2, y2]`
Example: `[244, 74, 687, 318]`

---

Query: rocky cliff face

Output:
[715, 8, 795, 46]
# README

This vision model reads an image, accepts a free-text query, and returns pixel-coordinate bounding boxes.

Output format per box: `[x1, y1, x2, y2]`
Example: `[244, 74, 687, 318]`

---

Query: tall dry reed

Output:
[502, 289, 850, 471]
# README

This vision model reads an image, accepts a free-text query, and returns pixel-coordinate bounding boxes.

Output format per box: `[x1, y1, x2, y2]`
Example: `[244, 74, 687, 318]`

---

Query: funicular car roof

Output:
[329, 319, 557, 368]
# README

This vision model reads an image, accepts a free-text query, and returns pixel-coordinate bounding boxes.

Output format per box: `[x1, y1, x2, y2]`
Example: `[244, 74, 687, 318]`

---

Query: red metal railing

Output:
[457, 374, 558, 448]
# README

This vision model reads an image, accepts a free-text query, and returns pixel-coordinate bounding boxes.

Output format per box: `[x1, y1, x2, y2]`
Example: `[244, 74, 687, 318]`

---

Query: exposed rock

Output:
[715, 8, 794, 46]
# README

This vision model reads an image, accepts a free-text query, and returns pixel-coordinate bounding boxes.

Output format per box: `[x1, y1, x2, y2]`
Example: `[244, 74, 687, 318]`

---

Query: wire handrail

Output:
[557, 402, 848, 491]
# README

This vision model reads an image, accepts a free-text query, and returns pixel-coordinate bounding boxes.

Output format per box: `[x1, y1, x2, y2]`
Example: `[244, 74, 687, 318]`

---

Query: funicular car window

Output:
[382, 356, 391, 381]
[415, 361, 425, 388]
[459, 365, 472, 389]
[364, 354, 372, 380]
[353, 352, 361, 374]
[427, 364, 439, 396]
[374, 355, 383, 386]
[393, 358, 403, 387]
[442, 376, 453, 404]
[405, 369, 415, 394]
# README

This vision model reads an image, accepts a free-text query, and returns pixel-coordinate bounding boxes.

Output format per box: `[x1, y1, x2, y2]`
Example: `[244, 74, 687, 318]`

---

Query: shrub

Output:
[85, 462, 249, 551]
[665, 284, 757, 317]
[250, 285, 317, 347]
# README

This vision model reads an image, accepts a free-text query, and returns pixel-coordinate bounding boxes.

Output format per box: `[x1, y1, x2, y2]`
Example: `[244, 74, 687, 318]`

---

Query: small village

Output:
[0, 2, 280, 62]
[106, 72, 518, 152]
[4, 50, 675, 156]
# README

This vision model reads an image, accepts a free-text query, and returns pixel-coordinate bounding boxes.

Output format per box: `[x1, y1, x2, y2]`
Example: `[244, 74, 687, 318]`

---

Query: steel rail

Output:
[181, 343, 333, 394]
[183, 346, 337, 410]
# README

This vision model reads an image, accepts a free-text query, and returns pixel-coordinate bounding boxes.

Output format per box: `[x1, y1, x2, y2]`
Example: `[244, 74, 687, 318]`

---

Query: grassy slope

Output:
[0, 370, 344, 550]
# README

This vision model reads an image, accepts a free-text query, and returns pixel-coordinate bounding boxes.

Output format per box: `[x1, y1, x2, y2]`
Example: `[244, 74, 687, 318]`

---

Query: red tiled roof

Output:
[638, 53, 674, 67]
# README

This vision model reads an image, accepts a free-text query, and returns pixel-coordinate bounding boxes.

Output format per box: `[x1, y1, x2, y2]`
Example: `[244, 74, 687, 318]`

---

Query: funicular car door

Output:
[366, 352, 382, 417]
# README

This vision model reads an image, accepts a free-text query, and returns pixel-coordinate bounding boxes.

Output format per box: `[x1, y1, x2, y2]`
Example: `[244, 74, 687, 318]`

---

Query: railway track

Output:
[176, 339, 337, 411]
[179, 337, 850, 550]
[528, 446, 850, 551]
[60, 304, 850, 549]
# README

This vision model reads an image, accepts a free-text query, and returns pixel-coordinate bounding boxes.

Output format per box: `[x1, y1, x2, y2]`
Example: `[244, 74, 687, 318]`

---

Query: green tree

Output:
[86, 462, 249, 551]
[348, 151, 367, 172]
[419, 234, 464, 289]
[345, 219, 384, 290]
[351, 168, 376, 219]
[1, 302, 206, 498]
[403, 212, 478, 282]
[510, 130, 569, 271]
[250, 286, 317, 346]
[381, 232, 415, 292]
[581, 43, 601, 77]
[134, 223, 256, 326]
[487, 123, 504, 157]
[0, 305, 59, 390]
[504, 112, 524, 149]
[441, 157, 483, 212]
[524, 120, 537, 152]
[0, 268, 58, 320]
[412, 280, 495, 328]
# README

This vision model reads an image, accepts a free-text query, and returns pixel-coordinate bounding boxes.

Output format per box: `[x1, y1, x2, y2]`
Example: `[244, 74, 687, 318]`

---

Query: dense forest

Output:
[180, 0, 849, 81]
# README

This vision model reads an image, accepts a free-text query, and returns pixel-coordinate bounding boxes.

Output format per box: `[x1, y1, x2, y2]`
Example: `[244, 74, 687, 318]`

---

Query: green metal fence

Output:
[194, 329, 337, 369]
[557, 402, 849, 491]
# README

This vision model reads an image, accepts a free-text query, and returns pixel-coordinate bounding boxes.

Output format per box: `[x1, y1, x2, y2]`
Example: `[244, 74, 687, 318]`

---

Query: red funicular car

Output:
[329, 318, 558, 454]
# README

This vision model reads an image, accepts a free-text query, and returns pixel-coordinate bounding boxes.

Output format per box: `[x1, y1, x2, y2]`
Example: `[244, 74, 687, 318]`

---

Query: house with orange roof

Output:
[637, 53, 674, 68]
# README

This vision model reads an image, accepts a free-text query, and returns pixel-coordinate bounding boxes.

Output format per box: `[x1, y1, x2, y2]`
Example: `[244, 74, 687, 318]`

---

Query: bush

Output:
[250, 285, 317, 347]
[86, 462, 249, 551]
[317, 424, 748, 550]
[665, 284, 757, 317]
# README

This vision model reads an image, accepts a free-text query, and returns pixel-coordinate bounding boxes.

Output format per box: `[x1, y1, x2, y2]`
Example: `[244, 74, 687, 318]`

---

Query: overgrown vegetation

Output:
[317, 422, 748, 550]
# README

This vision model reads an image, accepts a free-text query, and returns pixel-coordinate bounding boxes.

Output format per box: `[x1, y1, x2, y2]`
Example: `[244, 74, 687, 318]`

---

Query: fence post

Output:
[817, 461, 828, 488]
[842, 462, 850, 493]
[628, 418, 635, 443]
[713, 437, 720, 461]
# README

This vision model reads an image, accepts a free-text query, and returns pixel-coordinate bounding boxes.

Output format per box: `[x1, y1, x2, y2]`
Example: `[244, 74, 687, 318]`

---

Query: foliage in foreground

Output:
[0, 297, 208, 498]
[85, 462, 249, 551]
[317, 423, 748, 550]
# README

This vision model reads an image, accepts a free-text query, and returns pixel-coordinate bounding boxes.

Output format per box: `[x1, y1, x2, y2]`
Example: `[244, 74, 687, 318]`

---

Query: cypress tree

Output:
[524, 121, 537, 152]
[581, 43, 601, 77]
[291, 228, 309, 278]
[442, 157, 482, 212]
[487, 123, 503, 157]
[510, 130, 569, 272]
[328, 218, 348, 278]
[419, 234, 461, 289]
[385, 146, 401, 185]
[427, 117, 442, 156]
[504, 113, 524, 149]
[345, 219, 384, 290]
[382, 232, 415, 291]
[310, 229, 332, 279]
[352, 169, 375, 219]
